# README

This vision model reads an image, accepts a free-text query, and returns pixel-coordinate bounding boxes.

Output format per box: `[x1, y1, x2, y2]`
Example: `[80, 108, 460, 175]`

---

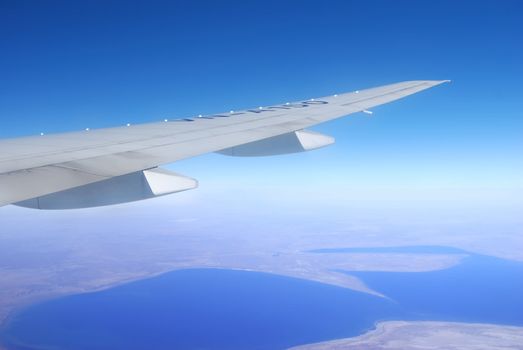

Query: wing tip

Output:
[428, 79, 452, 85]
[409, 79, 451, 89]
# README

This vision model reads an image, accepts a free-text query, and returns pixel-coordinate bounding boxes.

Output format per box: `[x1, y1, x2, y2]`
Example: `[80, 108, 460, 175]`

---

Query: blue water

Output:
[1, 247, 523, 350]
[351, 251, 523, 325]
[0, 269, 401, 350]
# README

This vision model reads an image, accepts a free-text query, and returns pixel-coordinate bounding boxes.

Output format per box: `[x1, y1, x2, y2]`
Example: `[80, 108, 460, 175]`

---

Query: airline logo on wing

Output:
[181, 100, 329, 121]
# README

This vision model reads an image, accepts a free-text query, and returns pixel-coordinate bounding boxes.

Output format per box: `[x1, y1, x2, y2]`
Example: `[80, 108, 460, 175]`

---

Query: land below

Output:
[1, 197, 522, 343]
[289, 321, 523, 350]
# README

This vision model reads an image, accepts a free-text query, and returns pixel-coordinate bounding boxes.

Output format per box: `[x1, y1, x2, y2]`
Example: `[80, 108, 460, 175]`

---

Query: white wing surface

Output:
[0, 80, 448, 209]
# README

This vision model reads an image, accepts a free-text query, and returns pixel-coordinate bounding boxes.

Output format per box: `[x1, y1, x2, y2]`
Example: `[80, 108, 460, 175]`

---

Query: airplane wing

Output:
[0, 80, 449, 209]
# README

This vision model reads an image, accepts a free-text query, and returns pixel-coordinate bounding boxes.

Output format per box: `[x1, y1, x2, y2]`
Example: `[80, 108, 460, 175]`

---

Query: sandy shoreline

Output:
[289, 321, 523, 350]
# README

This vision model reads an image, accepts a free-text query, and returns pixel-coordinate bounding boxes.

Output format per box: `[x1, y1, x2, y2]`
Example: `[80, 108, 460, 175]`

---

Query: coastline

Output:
[0, 251, 466, 330]
[2, 252, 521, 350]
[0, 265, 386, 344]
[288, 321, 523, 349]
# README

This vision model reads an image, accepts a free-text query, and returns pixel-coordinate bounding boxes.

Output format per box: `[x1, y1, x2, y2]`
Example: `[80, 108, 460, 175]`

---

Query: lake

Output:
[1, 246, 522, 350]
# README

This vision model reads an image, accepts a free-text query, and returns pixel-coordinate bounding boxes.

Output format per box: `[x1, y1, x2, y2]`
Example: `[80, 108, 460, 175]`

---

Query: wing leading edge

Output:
[0, 80, 449, 209]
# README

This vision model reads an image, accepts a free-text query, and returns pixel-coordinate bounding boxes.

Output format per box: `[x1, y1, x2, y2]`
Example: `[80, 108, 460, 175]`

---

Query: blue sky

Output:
[1, 0, 522, 208]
